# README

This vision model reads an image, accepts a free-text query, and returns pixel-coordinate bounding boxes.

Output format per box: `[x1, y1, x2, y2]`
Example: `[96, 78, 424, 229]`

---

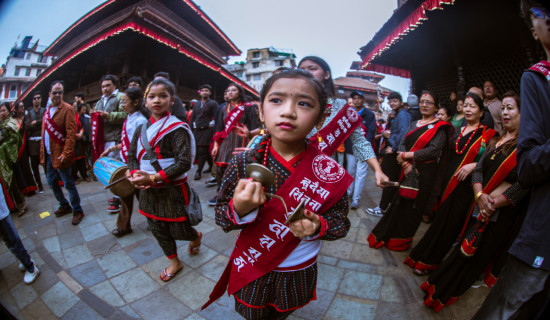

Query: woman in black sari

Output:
[368, 91, 451, 251]
[421, 91, 528, 312]
[405, 92, 497, 274]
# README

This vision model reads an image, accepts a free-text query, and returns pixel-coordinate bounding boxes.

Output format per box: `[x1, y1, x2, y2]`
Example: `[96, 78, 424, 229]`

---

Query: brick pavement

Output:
[0, 168, 490, 319]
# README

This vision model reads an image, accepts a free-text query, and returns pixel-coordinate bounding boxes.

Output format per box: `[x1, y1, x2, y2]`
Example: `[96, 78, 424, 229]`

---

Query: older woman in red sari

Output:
[405, 91, 497, 275]
[421, 91, 529, 312]
[368, 91, 452, 251]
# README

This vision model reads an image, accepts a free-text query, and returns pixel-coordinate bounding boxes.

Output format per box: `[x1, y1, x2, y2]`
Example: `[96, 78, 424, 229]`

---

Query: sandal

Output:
[412, 269, 432, 276]
[159, 266, 182, 282]
[188, 232, 202, 255]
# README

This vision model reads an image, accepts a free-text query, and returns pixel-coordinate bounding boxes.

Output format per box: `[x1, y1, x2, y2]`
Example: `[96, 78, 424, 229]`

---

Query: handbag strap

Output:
[140, 124, 164, 173]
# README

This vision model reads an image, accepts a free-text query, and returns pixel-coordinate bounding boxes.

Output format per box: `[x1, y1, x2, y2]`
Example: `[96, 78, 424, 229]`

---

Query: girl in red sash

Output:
[421, 91, 529, 312]
[101, 87, 148, 237]
[405, 92, 497, 274]
[127, 78, 201, 282]
[211, 83, 260, 204]
[368, 91, 452, 251]
[204, 69, 352, 319]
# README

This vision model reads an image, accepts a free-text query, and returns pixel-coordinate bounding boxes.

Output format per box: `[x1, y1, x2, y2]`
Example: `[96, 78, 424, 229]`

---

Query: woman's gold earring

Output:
[317, 132, 323, 143]
[260, 123, 266, 135]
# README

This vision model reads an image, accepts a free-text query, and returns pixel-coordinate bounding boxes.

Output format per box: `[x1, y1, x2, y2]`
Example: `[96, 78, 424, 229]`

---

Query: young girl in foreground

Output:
[203, 69, 352, 319]
[127, 78, 201, 282]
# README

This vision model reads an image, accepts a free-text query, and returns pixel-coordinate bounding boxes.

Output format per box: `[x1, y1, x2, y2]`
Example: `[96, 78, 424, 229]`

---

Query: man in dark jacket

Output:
[473, 2, 550, 319]
[24, 91, 45, 193]
[191, 84, 218, 180]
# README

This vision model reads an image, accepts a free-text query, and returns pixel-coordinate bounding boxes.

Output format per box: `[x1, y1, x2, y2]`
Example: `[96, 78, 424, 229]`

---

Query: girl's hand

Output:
[125, 169, 132, 180]
[233, 178, 266, 217]
[455, 163, 477, 181]
[100, 147, 112, 158]
[211, 142, 219, 158]
[128, 170, 153, 189]
[232, 124, 250, 139]
[289, 210, 321, 238]
[374, 170, 389, 188]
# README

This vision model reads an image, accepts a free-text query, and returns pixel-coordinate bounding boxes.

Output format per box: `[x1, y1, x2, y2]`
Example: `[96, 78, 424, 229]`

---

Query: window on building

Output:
[36, 69, 42, 76]
[253, 74, 261, 81]
[252, 51, 260, 59]
[246, 75, 251, 81]
[14, 67, 20, 76]
[26, 53, 31, 60]
[235, 72, 243, 78]
[9, 84, 17, 98]
[25, 68, 31, 76]
[275, 60, 284, 67]
[21, 84, 28, 93]
[252, 62, 259, 68]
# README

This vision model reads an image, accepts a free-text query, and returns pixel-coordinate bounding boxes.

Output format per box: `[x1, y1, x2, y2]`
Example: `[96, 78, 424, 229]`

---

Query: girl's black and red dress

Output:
[213, 142, 350, 319]
[421, 145, 528, 312]
[405, 126, 496, 270]
[368, 120, 451, 251]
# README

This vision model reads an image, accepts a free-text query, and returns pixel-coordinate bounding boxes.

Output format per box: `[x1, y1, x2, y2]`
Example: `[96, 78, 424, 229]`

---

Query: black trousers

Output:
[196, 145, 212, 173]
[379, 153, 401, 210]
[29, 155, 43, 190]
[71, 158, 88, 180]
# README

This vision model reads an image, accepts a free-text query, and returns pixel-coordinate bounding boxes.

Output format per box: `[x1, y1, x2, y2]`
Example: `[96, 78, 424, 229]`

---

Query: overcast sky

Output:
[0, 0, 410, 96]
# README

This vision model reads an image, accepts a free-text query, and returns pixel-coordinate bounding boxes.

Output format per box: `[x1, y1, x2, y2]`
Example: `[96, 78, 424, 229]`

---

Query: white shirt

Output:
[44, 106, 57, 155]
[101, 89, 119, 107]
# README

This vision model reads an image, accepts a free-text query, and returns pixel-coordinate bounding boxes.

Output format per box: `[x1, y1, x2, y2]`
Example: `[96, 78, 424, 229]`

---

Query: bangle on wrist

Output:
[150, 174, 156, 185]
[475, 191, 484, 202]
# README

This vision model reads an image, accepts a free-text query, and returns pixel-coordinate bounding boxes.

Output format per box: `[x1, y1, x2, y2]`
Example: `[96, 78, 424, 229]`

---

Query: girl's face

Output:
[120, 93, 138, 113]
[0, 106, 9, 121]
[463, 97, 483, 123]
[502, 97, 520, 133]
[79, 106, 87, 115]
[226, 85, 240, 103]
[146, 84, 174, 119]
[298, 60, 329, 84]
[261, 77, 322, 145]
[456, 99, 464, 113]
[437, 108, 451, 122]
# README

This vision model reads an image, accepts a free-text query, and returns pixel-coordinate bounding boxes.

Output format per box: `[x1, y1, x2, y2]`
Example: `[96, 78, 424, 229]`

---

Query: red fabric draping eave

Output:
[364, 64, 411, 78]
[360, 0, 455, 70]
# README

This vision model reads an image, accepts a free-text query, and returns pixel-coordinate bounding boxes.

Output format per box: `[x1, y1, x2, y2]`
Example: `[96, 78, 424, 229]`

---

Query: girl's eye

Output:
[269, 98, 282, 104]
[298, 101, 314, 108]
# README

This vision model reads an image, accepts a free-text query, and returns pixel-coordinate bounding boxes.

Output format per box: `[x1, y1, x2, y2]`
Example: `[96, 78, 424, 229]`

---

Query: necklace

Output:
[490, 135, 513, 160]
[455, 123, 481, 154]
[418, 117, 436, 126]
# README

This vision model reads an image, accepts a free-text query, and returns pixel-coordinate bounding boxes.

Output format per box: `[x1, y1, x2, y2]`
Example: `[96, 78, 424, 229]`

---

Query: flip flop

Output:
[188, 232, 202, 255]
[160, 267, 182, 282]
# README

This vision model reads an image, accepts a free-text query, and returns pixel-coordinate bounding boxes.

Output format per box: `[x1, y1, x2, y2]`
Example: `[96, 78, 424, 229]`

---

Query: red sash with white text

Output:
[438, 127, 496, 207]
[529, 60, 550, 82]
[44, 107, 66, 146]
[202, 144, 353, 310]
[213, 103, 246, 144]
[310, 104, 361, 156]
[91, 112, 104, 162]
[121, 119, 130, 163]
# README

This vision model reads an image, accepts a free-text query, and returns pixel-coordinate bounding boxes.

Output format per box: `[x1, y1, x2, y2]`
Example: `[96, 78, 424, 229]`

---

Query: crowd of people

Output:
[0, 1, 549, 318]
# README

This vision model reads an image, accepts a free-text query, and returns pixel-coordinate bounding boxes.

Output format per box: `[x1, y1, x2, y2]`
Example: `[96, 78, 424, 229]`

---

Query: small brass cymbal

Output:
[245, 163, 275, 186]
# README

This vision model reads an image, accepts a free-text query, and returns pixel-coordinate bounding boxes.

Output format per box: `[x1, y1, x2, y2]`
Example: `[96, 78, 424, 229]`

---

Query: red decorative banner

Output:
[91, 113, 105, 162]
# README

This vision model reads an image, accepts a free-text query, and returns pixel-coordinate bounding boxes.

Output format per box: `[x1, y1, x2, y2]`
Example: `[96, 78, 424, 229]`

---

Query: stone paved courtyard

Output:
[0, 168, 490, 319]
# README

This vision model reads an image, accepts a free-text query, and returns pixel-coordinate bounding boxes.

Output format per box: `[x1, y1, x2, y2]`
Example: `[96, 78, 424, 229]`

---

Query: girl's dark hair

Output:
[0, 102, 10, 112]
[144, 78, 176, 98]
[124, 87, 150, 118]
[227, 82, 246, 104]
[298, 56, 336, 97]
[521, 0, 543, 27]
[247, 69, 328, 164]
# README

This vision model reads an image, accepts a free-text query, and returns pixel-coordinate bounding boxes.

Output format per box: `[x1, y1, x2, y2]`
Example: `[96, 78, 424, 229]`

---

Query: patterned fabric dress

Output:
[405, 126, 494, 270]
[368, 120, 450, 251]
[216, 141, 350, 319]
[421, 145, 528, 312]
[0, 119, 23, 206]
[13, 118, 37, 195]
[214, 103, 260, 166]
[127, 117, 198, 257]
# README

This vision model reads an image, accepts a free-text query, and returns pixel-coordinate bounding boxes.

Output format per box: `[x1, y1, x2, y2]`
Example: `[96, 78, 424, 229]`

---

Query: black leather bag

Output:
[140, 124, 202, 226]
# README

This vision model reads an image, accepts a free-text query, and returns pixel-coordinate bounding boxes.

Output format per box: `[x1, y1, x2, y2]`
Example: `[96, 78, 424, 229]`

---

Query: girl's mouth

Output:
[277, 122, 295, 130]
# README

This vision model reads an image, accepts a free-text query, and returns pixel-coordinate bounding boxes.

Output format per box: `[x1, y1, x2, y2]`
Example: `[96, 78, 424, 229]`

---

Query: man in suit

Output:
[40, 81, 84, 225]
